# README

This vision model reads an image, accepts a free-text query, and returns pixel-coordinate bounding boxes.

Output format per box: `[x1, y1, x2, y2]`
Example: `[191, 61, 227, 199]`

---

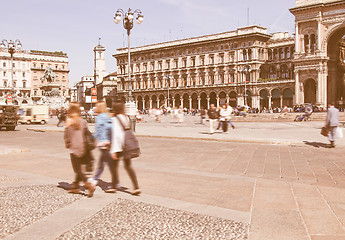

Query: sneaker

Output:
[105, 188, 116, 193]
[131, 189, 141, 196]
[88, 178, 98, 186]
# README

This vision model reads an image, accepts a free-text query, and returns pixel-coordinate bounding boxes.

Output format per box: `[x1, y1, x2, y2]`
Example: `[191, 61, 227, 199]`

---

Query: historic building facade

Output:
[114, 26, 295, 111]
[114, 0, 345, 111]
[290, 0, 345, 107]
[0, 46, 69, 105]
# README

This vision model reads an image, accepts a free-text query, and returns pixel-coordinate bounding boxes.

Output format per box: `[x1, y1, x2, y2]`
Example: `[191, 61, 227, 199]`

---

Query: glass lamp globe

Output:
[137, 16, 144, 24]
[127, 13, 134, 20]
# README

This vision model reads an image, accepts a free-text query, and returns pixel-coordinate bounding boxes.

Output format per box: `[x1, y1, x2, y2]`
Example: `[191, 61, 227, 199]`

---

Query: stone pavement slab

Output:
[2, 117, 345, 239]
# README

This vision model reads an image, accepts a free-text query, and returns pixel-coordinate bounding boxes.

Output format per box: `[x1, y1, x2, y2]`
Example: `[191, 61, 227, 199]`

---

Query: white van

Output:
[18, 105, 49, 124]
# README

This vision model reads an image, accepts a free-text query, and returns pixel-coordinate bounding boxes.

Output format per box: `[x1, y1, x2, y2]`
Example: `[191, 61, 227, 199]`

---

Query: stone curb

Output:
[0, 148, 31, 155]
[26, 128, 291, 145]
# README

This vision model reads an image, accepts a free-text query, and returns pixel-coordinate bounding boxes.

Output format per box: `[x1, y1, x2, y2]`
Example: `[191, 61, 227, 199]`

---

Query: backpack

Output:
[116, 116, 140, 159]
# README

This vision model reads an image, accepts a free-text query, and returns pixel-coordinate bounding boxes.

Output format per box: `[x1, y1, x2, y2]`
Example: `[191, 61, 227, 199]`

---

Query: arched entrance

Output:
[304, 79, 316, 104]
[260, 89, 269, 110]
[209, 92, 217, 106]
[159, 94, 165, 108]
[327, 27, 345, 106]
[271, 89, 281, 108]
[144, 95, 150, 109]
[174, 94, 181, 107]
[151, 95, 158, 108]
[191, 93, 198, 109]
[137, 96, 143, 111]
[200, 92, 207, 109]
[219, 91, 227, 105]
[182, 93, 189, 108]
[283, 88, 293, 107]
[229, 91, 237, 107]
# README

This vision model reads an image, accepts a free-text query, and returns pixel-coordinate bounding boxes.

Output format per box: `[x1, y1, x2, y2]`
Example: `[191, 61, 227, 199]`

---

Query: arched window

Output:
[269, 66, 277, 78]
[243, 49, 247, 61]
[281, 65, 289, 79]
[268, 49, 273, 60]
[304, 35, 310, 53]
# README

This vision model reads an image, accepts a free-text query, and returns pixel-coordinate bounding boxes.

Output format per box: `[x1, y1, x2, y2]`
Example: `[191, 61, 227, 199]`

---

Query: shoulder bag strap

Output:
[116, 115, 126, 130]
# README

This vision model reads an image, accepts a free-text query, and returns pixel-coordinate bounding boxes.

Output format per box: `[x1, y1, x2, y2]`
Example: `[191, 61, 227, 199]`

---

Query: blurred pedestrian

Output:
[110, 102, 141, 195]
[89, 101, 119, 192]
[57, 107, 66, 127]
[325, 102, 339, 148]
[64, 102, 95, 197]
[208, 104, 218, 134]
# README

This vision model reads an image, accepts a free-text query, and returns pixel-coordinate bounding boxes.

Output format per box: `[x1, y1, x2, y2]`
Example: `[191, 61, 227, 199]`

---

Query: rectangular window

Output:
[3, 62, 6, 67]
[23, 82, 26, 88]
[23, 72, 25, 77]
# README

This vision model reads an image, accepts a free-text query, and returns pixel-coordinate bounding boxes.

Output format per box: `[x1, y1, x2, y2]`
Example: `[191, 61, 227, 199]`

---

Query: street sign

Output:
[92, 96, 97, 103]
[85, 96, 92, 103]
[91, 88, 97, 96]
[7, 95, 12, 105]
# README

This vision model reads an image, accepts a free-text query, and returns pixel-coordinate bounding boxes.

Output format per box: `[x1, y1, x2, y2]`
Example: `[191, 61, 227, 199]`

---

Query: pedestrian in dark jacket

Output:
[207, 104, 218, 134]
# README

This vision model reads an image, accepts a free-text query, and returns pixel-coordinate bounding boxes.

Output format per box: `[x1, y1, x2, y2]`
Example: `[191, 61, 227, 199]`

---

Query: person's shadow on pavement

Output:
[57, 181, 87, 196]
[303, 141, 329, 148]
[96, 179, 130, 194]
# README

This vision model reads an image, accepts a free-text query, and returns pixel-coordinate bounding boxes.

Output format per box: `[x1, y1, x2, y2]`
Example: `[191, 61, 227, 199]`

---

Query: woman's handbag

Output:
[84, 128, 96, 151]
[321, 126, 329, 137]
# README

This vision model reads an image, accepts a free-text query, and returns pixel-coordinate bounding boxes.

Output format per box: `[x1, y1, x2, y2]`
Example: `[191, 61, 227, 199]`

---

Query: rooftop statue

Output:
[41, 67, 55, 83]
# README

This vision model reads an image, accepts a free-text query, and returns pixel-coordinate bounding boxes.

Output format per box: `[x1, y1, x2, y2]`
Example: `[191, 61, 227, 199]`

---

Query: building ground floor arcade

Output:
[117, 80, 295, 111]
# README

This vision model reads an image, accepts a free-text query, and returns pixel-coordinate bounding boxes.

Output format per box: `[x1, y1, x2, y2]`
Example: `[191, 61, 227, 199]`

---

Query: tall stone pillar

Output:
[180, 98, 183, 108]
[189, 97, 192, 110]
[207, 97, 210, 109]
[149, 98, 152, 109]
[172, 97, 175, 108]
[294, 70, 300, 105]
[197, 97, 201, 110]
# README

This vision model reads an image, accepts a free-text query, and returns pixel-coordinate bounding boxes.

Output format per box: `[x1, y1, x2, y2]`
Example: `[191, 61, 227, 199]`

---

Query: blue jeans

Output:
[94, 149, 113, 180]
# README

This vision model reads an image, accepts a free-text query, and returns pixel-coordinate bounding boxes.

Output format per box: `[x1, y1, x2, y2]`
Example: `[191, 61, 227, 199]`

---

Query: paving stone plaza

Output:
[1, 113, 345, 239]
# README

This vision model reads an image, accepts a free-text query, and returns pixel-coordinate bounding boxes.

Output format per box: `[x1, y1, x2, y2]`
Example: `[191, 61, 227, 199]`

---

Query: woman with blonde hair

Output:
[89, 101, 119, 193]
[64, 102, 95, 197]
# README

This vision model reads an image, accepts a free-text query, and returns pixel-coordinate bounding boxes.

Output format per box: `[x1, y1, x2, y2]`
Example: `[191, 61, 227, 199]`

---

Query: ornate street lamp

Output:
[1, 39, 22, 103]
[114, 8, 143, 131]
[238, 65, 251, 106]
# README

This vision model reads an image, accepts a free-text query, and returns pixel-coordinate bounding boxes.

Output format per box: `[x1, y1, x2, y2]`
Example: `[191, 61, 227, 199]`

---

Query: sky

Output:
[0, 0, 296, 86]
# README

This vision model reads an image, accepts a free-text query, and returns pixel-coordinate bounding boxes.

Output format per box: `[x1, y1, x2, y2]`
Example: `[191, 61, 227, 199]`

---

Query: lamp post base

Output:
[125, 101, 137, 132]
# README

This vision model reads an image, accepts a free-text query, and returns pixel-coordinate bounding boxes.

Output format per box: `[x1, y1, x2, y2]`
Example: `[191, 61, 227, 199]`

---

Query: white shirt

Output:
[110, 114, 130, 153]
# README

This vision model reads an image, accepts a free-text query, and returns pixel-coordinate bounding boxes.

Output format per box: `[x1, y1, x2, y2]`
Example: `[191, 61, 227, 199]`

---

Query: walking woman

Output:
[110, 102, 141, 195]
[90, 101, 119, 192]
[64, 102, 95, 197]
